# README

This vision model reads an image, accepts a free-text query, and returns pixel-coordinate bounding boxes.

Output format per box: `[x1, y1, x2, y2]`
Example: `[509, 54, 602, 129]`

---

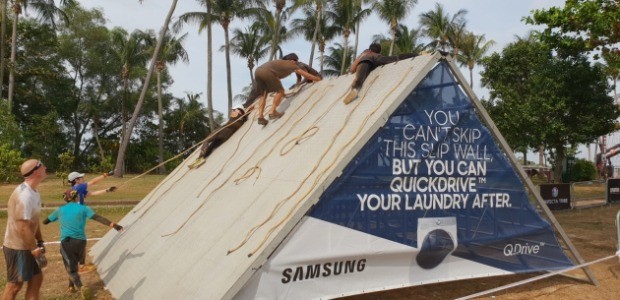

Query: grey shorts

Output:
[3, 246, 41, 283]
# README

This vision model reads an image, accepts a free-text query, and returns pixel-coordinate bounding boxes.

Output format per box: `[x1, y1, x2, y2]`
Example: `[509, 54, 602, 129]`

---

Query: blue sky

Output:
[78, 0, 565, 114]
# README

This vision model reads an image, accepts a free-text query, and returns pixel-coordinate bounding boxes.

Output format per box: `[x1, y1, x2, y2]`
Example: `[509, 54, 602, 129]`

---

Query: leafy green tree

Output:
[525, 0, 620, 60]
[164, 93, 213, 155]
[57, 4, 122, 168]
[11, 18, 72, 169]
[0, 99, 20, 146]
[7, 0, 76, 110]
[370, 0, 417, 55]
[0, 143, 23, 182]
[481, 39, 619, 182]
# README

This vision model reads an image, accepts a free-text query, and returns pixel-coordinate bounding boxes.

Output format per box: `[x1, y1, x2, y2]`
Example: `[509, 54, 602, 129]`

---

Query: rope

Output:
[279, 126, 319, 156]
[224, 86, 354, 255]
[242, 67, 412, 257]
[130, 108, 254, 217]
[231, 86, 332, 186]
[160, 85, 322, 237]
[228, 65, 411, 256]
[456, 251, 620, 300]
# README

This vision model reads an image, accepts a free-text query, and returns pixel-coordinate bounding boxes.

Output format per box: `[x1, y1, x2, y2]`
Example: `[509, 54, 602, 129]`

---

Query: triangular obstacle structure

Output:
[91, 52, 595, 299]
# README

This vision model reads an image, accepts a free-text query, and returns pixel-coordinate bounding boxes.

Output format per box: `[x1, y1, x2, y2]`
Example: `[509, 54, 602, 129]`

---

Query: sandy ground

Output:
[2, 203, 619, 299]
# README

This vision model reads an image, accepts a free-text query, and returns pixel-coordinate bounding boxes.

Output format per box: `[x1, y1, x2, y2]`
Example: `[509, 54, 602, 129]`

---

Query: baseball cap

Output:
[232, 104, 245, 115]
[68, 172, 85, 182]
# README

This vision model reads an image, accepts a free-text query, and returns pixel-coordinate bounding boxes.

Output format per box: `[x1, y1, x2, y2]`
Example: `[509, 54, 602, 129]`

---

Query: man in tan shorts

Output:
[249, 53, 322, 125]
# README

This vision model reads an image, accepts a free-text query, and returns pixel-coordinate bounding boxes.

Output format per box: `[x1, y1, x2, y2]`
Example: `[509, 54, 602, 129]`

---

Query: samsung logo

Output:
[503, 243, 543, 256]
[281, 259, 366, 284]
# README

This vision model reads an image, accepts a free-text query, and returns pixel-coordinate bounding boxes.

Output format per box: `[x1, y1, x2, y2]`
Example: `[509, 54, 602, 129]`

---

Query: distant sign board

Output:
[540, 184, 571, 210]
[607, 179, 620, 203]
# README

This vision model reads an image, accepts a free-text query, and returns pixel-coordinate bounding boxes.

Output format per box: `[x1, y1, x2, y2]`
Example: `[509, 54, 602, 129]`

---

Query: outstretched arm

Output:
[295, 68, 322, 82]
[92, 214, 123, 231]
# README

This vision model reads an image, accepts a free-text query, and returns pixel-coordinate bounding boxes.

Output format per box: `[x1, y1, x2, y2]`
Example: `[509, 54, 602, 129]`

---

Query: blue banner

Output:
[310, 61, 573, 273]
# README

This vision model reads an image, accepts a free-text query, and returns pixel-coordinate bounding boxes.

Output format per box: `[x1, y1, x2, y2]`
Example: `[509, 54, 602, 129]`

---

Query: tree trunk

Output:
[308, 4, 321, 67]
[469, 66, 474, 88]
[340, 30, 349, 75]
[270, 7, 283, 61]
[206, 0, 215, 131]
[224, 23, 233, 112]
[553, 146, 565, 183]
[0, 0, 7, 98]
[92, 119, 105, 162]
[539, 145, 544, 165]
[389, 27, 396, 56]
[354, 16, 360, 58]
[8, 3, 19, 111]
[114, 0, 178, 177]
[157, 69, 166, 174]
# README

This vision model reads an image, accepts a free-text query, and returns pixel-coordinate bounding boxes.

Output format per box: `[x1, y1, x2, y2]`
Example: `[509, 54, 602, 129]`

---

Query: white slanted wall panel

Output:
[92, 52, 576, 300]
[91, 53, 439, 299]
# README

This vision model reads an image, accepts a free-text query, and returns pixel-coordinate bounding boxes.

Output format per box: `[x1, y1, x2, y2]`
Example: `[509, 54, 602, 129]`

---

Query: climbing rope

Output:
[230, 86, 332, 187]
[160, 84, 322, 237]
[129, 108, 254, 218]
[279, 126, 319, 156]
[230, 63, 417, 257]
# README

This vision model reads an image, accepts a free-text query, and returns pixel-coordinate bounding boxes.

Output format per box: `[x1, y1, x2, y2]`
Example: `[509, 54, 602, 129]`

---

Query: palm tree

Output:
[108, 28, 153, 144]
[114, 0, 178, 177]
[419, 2, 467, 52]
[326, 0, 357, 74]
[448, 20, 467, 56]
[166, 92, 212, 153]
[371, 0, 417, 56]
[254, 6, 289, 59]
[291, 0, 328, 67]
[213, 0, 263, 111]
[352, 0, 372, 57]
[290, 5, 337, 71]
[393, 24, 426, 55]
[457, 32, 495, 88]
[229, 24, 270, 82]
[268, 0, 288, 61]
[174, 0, 217, 132]
[155, 31, 189, 174]
[322, 42, 354, 77]
[7, 0, 76, 110]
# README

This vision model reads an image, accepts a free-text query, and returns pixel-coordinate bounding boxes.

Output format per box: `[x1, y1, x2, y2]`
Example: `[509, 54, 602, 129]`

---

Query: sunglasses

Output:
[22, 161, 44, 178]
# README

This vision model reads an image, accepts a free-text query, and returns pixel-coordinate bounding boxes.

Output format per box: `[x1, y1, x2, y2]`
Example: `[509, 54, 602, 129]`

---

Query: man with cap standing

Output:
[67, 171, 117, 205]
[3, 159, 47, 300]
[188, 104, 249, 169]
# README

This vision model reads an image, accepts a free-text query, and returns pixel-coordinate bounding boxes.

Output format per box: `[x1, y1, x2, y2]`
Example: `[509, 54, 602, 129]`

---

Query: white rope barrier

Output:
[1, 238, 102, 249]
[456, 251, 620, 300]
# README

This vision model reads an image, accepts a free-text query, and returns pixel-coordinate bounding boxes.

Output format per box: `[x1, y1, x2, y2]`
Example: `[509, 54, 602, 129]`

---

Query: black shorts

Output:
[3, 246, 41, 283]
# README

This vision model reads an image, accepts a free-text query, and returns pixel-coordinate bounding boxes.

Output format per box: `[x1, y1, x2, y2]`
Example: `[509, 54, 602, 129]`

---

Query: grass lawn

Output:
[0, 174, 164, 299]
[0, 173, 166, 206]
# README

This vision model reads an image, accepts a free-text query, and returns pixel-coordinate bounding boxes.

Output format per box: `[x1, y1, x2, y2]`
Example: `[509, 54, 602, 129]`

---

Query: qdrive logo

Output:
[503, 242, 544, 256]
